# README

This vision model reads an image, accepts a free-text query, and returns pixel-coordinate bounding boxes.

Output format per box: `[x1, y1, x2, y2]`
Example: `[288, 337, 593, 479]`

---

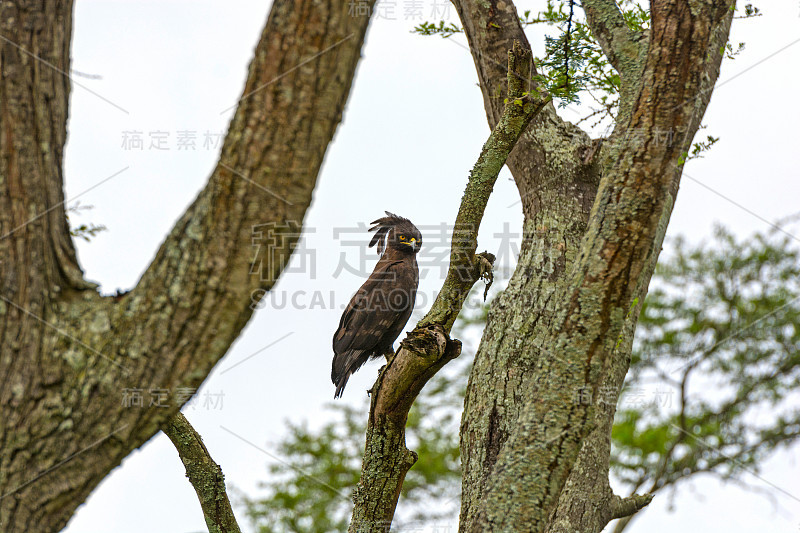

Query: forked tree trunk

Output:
[451, 0, 735, 531]
[0, 0, 374, 530]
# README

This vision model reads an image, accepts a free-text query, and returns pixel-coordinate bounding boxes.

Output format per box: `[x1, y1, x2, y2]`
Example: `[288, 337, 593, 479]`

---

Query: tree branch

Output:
[0, 0, 376, 528]
[417, 43, 547, 331]
[348, 41, 547, 533]
[608, 492, 653, 520]
[450, 0, 595, 219]
[162, 413, 240, 533]
[546, 187, 672, 533]
[581, 0, 643, 77]
[0, 0, 91, 292]
[548, 6, 736, 531]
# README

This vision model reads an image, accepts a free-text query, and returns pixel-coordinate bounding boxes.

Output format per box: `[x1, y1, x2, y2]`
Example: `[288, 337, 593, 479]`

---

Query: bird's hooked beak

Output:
[402, 238, 419, 250]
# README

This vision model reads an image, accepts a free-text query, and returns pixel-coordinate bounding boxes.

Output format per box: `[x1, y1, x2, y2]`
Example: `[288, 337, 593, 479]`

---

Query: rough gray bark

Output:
[163, 413, 240, 533]
[348, 42, 547, 533]
[546, 7, 734, 531]
[452, 0, 599, 528]
[473, 0, 733, 525]
[0, 0, 374, 530]
[451, 0, 736, 531]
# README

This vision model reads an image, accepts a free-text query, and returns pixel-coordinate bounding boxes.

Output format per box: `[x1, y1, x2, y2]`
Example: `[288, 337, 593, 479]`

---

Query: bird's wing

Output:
[332, 260, 407, 355]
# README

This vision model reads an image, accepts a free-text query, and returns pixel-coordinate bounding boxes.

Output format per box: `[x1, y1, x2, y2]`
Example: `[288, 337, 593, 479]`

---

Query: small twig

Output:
[561, 0, 576, 94]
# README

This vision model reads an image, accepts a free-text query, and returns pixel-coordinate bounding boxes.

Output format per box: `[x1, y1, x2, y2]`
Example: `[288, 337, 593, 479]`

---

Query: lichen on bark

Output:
[348, 41, 547, 533]
[450, 1, 737, 532]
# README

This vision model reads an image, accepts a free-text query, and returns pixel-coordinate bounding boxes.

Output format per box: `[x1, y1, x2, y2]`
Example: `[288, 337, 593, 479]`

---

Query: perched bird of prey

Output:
[331, 212, 422, 398]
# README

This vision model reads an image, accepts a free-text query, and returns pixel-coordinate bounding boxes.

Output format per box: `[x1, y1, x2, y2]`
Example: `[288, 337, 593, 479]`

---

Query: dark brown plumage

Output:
[331, 212, 422, 398]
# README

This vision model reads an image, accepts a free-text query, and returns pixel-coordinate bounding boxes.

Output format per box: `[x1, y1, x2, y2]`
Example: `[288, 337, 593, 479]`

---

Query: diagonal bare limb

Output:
[163, 413, 241, 533]
[347, 41, 548, 533]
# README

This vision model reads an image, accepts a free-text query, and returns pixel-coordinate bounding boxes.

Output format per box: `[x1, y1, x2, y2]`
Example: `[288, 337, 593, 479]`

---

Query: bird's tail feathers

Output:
[333, 372, 351, 399]
[331, 349, 370, 399]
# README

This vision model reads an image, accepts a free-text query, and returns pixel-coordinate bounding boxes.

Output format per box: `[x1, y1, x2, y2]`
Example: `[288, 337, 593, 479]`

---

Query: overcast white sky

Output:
[54, 1, 800, 532]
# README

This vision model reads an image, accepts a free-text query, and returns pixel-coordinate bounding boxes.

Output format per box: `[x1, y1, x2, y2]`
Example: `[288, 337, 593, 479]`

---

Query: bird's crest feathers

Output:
[368, 211, 415, 255]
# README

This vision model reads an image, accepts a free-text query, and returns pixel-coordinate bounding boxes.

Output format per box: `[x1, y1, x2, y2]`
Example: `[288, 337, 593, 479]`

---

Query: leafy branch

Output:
[415, 0, 759, 125]
[612, 224, 800, 533]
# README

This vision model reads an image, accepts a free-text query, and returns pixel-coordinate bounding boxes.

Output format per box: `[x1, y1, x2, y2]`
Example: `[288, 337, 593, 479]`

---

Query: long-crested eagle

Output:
[331, 212, 422, 398]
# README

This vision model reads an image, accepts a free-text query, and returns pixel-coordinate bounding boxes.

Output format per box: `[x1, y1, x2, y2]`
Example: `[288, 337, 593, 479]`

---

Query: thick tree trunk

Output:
[0, 0, 374, 530]
[545, 8, 733, 531]
[452, 0, 735, 531]
[452, 0, 599, 528]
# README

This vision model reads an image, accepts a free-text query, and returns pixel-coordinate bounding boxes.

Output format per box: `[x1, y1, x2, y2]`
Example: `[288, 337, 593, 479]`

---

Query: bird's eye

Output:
[399, 235, 406, 240]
